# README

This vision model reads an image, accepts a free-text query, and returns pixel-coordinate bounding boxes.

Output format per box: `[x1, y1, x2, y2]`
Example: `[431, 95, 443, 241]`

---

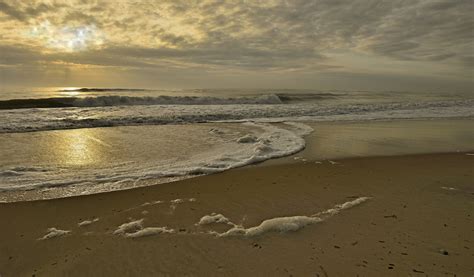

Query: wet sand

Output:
[0, 152, 473, 276]
[269, 118, 474, 165]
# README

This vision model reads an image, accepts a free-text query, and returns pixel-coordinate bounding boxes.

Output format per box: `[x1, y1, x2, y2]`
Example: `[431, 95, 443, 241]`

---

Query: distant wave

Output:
[0, 99, 472, 133]
[0, 98, 76, 109]
[0, 94, 283, 109]
[57, 88, 147, 92]
[276, 92, 338, 102]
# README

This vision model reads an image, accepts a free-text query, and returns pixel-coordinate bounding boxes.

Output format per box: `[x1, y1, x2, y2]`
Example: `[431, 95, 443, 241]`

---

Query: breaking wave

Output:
[0, 99, 472, 133]
[58, 88, 147, 92]
[0, 94, 283, 109]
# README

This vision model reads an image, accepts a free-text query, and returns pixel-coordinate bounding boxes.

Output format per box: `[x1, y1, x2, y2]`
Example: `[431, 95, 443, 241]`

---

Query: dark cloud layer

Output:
[0, 0, 472, 90]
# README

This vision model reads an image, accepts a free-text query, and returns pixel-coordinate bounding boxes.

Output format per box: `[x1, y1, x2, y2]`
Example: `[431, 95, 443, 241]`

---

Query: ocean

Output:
[0, 87, 473, 200]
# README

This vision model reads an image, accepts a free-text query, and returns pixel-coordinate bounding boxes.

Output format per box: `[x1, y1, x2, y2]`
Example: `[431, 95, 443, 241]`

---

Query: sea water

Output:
[0, 87, 472, 200]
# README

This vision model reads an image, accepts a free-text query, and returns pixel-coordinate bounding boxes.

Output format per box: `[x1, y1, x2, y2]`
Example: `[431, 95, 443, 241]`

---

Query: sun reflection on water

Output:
[59, 87, 81, 97]
[54, 129, 103, 166]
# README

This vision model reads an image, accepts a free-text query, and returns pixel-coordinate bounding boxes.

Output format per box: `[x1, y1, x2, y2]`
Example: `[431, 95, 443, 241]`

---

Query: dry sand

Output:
[0, 152, 473, 276]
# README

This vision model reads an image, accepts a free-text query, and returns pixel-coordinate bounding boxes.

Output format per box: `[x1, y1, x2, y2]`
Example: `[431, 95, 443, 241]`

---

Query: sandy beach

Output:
[0, 120, 473, 277]
[1, 1, 473, 275]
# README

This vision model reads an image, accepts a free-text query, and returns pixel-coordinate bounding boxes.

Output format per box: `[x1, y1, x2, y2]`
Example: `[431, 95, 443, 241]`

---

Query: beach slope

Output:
[0, 153, 472, 276]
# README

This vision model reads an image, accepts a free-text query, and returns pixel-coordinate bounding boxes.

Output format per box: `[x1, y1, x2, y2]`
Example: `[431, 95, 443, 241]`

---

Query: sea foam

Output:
[124, 227, 175, 238]
[78, 218, 99, 227]
[113, 219, 144, 235]
[72, 94, 283, 107]
[197, 213, 236, 226]
[219, 216, 321, 237]
[1, 98, 471, 134]
[38, 227, 71, 240]
[114, 218, 175, 238]
[199, 197, 371, 237]
[0, 94, 283, 110]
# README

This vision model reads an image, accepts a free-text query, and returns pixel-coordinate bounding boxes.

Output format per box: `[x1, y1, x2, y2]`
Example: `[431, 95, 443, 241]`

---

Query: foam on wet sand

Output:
[113, 219, 144, 235]
[35, 197, 371, 240]
[218, 216, 321, 237]
[1, 152, 472, 276]
[78, 218, 99, 227]
[38, 228, 71, 240]
[211, 197, 370, 237]
[124, 227, 175, 238]
[197, 213, 236, 226]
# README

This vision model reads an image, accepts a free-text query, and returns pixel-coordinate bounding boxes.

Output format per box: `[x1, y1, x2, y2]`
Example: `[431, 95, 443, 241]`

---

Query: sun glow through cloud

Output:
[0, 0, 472, 91]
[28, 20, 104, 52]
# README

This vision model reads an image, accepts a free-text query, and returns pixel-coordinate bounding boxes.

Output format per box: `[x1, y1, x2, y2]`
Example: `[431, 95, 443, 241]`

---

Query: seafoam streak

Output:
[198, 197, 371, 237]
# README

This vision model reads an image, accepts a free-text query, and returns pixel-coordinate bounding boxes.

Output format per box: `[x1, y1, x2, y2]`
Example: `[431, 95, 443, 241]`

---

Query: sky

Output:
[0, 0, 472, 92]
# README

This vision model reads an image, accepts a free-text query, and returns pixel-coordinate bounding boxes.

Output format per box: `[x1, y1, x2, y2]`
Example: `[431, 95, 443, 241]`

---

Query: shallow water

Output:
[0, 122, 313, 200]
[0, 87, 473, 201]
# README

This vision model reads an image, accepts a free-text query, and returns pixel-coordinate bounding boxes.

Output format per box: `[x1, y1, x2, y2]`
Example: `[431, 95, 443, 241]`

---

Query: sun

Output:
[29, 20, 105, 52]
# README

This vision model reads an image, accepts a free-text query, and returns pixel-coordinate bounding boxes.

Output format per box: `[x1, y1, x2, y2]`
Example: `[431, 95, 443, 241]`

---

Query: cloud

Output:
[0, 0, 60, 22]
[0, 0, 472, 90]
[0, 44, 43, 65]
[0, 1, 27, 21]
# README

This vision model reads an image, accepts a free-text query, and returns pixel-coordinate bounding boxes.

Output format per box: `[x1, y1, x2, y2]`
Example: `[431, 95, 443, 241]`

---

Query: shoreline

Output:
[1, 118, 473, 202]
[2, 151, 474, 204]
[0, 152, 473, 276]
